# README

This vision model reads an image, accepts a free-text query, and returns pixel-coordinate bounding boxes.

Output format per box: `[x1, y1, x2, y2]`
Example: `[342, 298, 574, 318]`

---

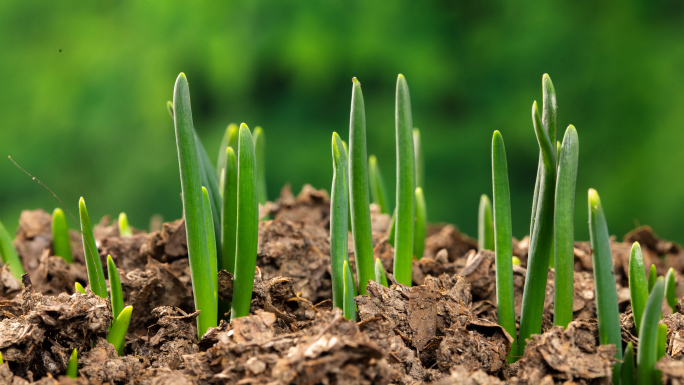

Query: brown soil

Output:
[0, 184, 683, 384]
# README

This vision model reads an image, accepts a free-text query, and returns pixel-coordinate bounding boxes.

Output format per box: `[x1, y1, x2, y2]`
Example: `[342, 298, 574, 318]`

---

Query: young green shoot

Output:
[554, 125, 579, 328]
[343, 260, 356, 321]
[588, 188, 622, 381]
[106, 305, 132, 356]
[413, 128, 424, 189]
[0, 219, 26, 281]
[172, 73, 217, 337]
[195, 131, 223, 260]
[253, 126, 268, 205]
[637, 277, 664, 385]
[657, 323, 667, 360]
[368, 155, 390, 214]
[331, 132, 351, 308]
[394, 74, 416, 286]
[375, 258, 388, 287]
[629, 242, 649, 332]
[348, 77, 375, 295]
[75, 282, 86, 294]
[414, 187, 427, 260]
[107, 255, 124, 321]
[66, 348, 78, 379]
[231, 124, 259, 320]
[118, 212, 133, 237]
[478, 194, 494, 251]
[79, 198, 107, 298]
[202, 187, 218, 304]
[491, 131, 517, 362]
[665, 267, 677, 312]
[648, 264, 657, 294]
[387, 208, 396, 244]
[621, 342, 634, 385]
[219, 147, 238, 318]
[217, 123, 239, 181]
[52, 208, 73, 263]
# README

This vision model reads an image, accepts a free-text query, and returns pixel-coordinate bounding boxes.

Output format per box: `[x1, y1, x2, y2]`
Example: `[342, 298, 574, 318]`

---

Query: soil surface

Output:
[0, 184, 683, 384]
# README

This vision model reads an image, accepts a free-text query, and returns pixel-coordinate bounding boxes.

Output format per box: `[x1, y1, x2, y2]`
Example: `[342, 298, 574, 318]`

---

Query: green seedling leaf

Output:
[0, 219, 26, 281]
[118, 212, 132, 237]
[554, 126, 579, 328]
[478, 194, 494, 251]
[231, 124, 259, 320]
[172, 73, 217, 337]
[202, 187, 218, 305]
[387, 208, 396, 245]
[665, 267, 677, 312]
[413, 128, 424, 189]
[331, 132, 352, 309]
[637, 277, 665, 385]
[107, 255, 124, 321]
[343, 260, 356, 321]
[219, 147, 238, 318]
[588, 189, 622, 382]
[375, 258, 388, 287]
[629, 242, 649, 332]
[66, 348, 78, 379]
[621, 342, 634, 385]
[648, 264, 657, 294]
[217, 123, 239, 181]
[52, 208, 73, 263]
[106, 305, 132, 356]
[657, 323, 667, 360]
[368, 155, 390, 214]
[414, 187, 427, 260]
[394, 74, 416, 287]
[253, 126, 268, 205]
[348, 78, 375, 295]
[492, 131, 518, 362]
[195, 131, 223, 265]
[79, 198, 107, 298]
[341, 140, 352, 233]
[74, 282, 86, 294]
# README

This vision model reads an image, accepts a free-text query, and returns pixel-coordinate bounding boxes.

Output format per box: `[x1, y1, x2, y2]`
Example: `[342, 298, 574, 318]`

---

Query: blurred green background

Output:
[2, 1, 684, 244]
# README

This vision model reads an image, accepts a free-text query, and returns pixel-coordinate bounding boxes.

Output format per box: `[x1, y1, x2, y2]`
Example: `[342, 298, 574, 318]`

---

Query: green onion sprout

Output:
[368, 155, 389, 214]
[106, 255, 124, 321]
[253, 126, 268, 205]
[0, 219, 26, 281]
[343, 260, 356, 321]
[52, 208, 73, 263]
[219, 147, 238, 318]
[629, 242, 649, 332]
[202, 186, 218, 304]
[79, 198, 107, 298]
[478, 194, 494, 251]
[637, 277, 664, 385]
[665, 267, 677, 312]
[414, 187, 426, 260]
[331, 132, 352, 309]
[657, 323, 668, 360]
[74, 282, 86, 294]
[621, 342, 634, 385]
[648, 264, 657, 294]
[66, 348, 78, 379]
[106, 305, 132, 356]
[118, 212, 132, 237]
[374, 258, 388, 287]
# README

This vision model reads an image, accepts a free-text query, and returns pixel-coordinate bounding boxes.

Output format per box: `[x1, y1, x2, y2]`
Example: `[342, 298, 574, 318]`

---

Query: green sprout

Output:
[553, 125, 579, 328]
[118, 212, 133, 237]
[491, 131, 517, 362]
[106, 305, 132, 356]
[374, 258, 388, 287]
[665, 267, 677, 312]
[348, 77, 375, 295]
[253, 126, 268, 205]
[106, 255, 124, 321]
[0, 219, 25, 280]
[52, 208, 73, 263]
[621, 342, 634, 385]
[387, 209, 396, 244]
[413, 187, 426, 260]
[230, 124, 259, 320]
[217, 123, 239, 181]
[658, 323, 668, 360]
[219, 147, 238, 318]
[393, 74, 416, 286]
[172, 73, 217, 337]
[413, 128, 424, 189]
[629, 242, 649, 332]
[331, 132, 353, 309]
[79, 198, 107, 298]
[343, 260, 356, 321]
[74, 282, 86, 294]
[195, 130, 223, 264]
[637, 277, 664, 385]
[588, 188, 622, 381]
[648, 264, 657, 293]
[66, 348, 78, 379]
[518, 77, 558, 354]
[202, 187, 218, 304]
[368, 155, 389, 214]
[478, 194, 494, 251]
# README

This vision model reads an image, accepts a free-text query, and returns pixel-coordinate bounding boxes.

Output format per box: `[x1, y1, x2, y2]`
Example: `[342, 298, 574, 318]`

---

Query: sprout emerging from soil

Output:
[629, 242, 649, 332]
[413, 187, 426, 260]
[648, 264, 657, 293]
[622, 342, 635, 385]
[658, 323, 668, 361]
[665, 267, 677, 312]
[0, 219, 26, 280]
[374, 258, 388, 287]
[342, 260, 356, 321]
[637, 277, 664, 385]
[253, 126, 268, 206]
[219, 146, 238, 317]
[74, 281, 86, 294]
[478, 194, 494, 251]
[118, 212, 132, 237]
[348, 77, 375, 295]
[52, 208, 73, 263]
[107, 255, 124, 320]
[588, 188, 622, 381]
[217, 123, 239, 181]
[368, 155, 389, 215]
[106, 305, 133, 356]
[202, 186, 219, 304]
[394, 74, 416, 286]
[79, 197, 107, 298]
[66, 348, 78, 379]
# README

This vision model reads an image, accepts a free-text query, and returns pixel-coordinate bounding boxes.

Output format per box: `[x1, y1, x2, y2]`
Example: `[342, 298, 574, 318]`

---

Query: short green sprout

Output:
[621, 342, 634, 385]
[79, 197, 107, 298]
[478, 194, 494, 251]
[202, 187, 218, 304]
[413, 128, 424, 189]
[629, 242, 649, 332]
[66, 348, 78, 379]
[413, 187, 426, 260]
[118, 212, 132, 237]
[253, 126, 268, 205]
[374, 258, 388, 287]
[106, 255, 124, 321]
[331, 132, 353, 309]
[657, 323, 668, 360]
[0, 218, 26, 280]
[637, 277, 664, 385]
[368, 155, 389, 214]
[343, 260, 356, 321]
[106, 305, 132, 356]
[52, 208, 73, 263]
[74, 282, 86, 294]
[219, 146, 238, 318]
[648, 264, 657, 294]
[665, 267, 677, 312]
[217, 123, 239, 181]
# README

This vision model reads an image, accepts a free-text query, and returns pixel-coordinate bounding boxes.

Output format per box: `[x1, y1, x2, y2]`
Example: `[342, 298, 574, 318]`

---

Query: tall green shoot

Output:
[219, 147, 238, 318]
[491, 131, 517, 362]
[106, 305, 132, 356]
[172, 73, 216, 337]
[588, 189, 622, 381]
[629, 242, 649, 332]
[413, 128, 424, 189]
[478, 194, 494, 251]
[331, 132, 351, 308]
[637, 277, 664, 385]
[368, 155, 389, 214]
[394, 74, 416, 286]
[621, 342, 635, 385]
[348, 78, 375, 295]
[231, 124, 259, 320]
[253, 126, 268, 205]
[217, 123, 239, 181]
[649, 264, 657, 294]
[52, 208, 73, 263]
[79, 198, 107, 298]
[107, 255, 124, 321]
[203, 187, 218, 304]
[413, 187, 426, 260]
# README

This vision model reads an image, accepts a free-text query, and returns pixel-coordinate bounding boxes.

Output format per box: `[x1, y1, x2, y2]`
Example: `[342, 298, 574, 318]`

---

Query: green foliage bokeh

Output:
[2, 1, 684, 244]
